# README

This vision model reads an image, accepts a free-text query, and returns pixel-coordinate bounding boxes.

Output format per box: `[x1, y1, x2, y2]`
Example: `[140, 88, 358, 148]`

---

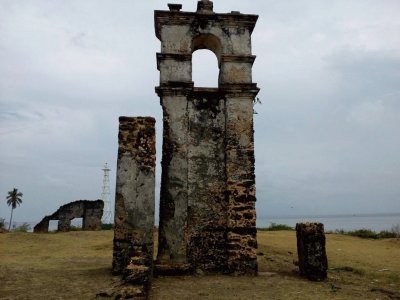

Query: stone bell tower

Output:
[155, 0, 260, 274]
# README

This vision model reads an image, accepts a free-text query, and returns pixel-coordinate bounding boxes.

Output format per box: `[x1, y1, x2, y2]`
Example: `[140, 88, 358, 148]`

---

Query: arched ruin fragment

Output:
[34, 200, 104, 233]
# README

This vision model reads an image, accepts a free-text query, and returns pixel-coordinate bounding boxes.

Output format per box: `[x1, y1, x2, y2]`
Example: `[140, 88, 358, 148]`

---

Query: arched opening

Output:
[191, 33, 222, 88]
[192, 49, 219, 88]
[49, 220, 59, 232]
[71, 218, 83, 230]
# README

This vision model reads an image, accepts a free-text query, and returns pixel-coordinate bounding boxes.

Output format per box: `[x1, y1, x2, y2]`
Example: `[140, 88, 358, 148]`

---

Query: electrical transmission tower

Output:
[101, 162, 112, 224]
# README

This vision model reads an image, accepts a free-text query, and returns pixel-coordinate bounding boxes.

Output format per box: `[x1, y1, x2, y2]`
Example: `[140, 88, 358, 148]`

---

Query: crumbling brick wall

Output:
[112, 117, 156, 285]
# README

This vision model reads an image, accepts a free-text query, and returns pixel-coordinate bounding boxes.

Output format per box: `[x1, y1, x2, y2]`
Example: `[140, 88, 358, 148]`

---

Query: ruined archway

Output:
[111, 2, 260, 295]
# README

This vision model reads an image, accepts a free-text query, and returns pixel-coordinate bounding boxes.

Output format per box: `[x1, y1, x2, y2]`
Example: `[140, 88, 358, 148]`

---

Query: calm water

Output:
[11, 213, 400, 233]
[257, 213, 400, 232]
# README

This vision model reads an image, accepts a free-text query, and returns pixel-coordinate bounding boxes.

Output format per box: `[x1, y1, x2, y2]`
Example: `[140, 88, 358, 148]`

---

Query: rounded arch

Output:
[192, 33, 222, 66]
[192, 49, 219, 87]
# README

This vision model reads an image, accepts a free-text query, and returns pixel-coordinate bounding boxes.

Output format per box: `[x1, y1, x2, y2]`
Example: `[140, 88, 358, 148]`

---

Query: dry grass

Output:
[0, 230, 399, 299]
[0, 231, 115, 299]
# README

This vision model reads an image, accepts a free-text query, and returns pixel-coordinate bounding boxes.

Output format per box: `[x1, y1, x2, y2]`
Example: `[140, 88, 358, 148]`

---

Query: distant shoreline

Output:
[257, 213, 400, 232]
[5, 212, 400, 233]
[259, 212, 400, 219]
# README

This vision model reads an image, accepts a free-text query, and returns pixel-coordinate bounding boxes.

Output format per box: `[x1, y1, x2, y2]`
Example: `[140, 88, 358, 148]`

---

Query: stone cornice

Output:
[156, 82, 259, 99]
[155, 81, 194, 97]
[221, 55, 256, 65]
[156, 53, 192, 70]
[154, 10, 258, 41]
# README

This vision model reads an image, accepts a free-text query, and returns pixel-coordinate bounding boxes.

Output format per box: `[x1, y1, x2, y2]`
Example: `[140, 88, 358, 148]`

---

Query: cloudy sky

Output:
[1, 0, 399, 225]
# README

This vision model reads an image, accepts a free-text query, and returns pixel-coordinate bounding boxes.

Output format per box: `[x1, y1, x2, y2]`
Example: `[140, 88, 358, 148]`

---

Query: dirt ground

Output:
[0, 230, 399, 299]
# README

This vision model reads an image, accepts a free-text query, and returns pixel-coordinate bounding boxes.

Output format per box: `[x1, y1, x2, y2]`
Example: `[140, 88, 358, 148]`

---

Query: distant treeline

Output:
[258, 222, 400, 239]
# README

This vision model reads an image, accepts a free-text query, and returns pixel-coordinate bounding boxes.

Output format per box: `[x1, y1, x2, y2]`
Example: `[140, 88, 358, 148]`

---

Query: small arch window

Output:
[192, 49, 219, 88]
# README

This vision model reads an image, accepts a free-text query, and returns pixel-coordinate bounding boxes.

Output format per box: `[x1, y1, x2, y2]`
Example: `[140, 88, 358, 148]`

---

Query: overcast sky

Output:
[1, 0, 400, 225]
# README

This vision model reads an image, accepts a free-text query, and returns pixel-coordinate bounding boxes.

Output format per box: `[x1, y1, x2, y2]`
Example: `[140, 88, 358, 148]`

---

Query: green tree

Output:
[6, 188, 23, 231]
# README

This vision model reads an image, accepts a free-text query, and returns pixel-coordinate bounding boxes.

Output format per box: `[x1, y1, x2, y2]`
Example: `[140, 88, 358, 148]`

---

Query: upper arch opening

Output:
[192, 49, 219, 88]
[192, 33, 222, 66]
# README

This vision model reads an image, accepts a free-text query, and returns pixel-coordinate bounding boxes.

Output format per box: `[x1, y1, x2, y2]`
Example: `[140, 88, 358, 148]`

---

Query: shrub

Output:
[101, 223, 113, 230]
[0, 218, 5, 229]
[378, 230, 398, 239]
[391, 224, 400, 238]
[329, 226, 400, 239]
[69, 225, 82, 231]
[346, 229, 379, 239]
[13, 223, 31, 232]
[258, 222, 294, 231]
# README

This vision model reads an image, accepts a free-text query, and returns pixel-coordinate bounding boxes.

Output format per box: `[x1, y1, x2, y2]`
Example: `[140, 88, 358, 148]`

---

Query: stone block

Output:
[296, 222, 328, 281]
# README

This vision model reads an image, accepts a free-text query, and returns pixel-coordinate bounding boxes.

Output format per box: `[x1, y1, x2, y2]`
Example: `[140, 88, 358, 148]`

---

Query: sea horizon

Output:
[257, 212, 400, 232]
[6, 212, 400, 233]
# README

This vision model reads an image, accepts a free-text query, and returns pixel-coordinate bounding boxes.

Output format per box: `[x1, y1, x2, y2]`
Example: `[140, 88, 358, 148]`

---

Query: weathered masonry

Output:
[112, 117, 156, 285]
[296, 222, 328, 281]
[34, 200, 103, 233]
[155, 1, 260, 274]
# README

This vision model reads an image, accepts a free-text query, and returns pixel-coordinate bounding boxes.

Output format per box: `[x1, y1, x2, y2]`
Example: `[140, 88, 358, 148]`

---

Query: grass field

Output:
[0, 230, 399, 299]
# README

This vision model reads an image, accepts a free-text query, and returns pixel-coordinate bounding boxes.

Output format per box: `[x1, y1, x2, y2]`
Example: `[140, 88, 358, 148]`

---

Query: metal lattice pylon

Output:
[101, 162, 112, 224]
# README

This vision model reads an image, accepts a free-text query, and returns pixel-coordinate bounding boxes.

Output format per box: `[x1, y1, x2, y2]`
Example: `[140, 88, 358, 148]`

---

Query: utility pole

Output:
[101, 162, 112, 224]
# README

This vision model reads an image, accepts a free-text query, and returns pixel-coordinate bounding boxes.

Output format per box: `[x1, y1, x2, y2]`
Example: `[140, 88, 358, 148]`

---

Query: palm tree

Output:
[6, 188, 23, 230]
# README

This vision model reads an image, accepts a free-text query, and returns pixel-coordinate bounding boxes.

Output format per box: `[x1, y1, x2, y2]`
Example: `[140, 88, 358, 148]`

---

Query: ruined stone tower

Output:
[155, 1, 260, 274]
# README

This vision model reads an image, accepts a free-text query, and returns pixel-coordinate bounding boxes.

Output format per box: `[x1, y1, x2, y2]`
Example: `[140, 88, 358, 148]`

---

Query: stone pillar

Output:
[156, 91, 191, 273]
[186, 90, 227, 273]
[225, 89, 258, 275]
[112, 117, 156, 285]
[33, 217, 50, 233]
[155, 2, 259, 275]
[83, 200, 104, 231]
[58, 218, 71, 232]
[296, 222, 328, 281]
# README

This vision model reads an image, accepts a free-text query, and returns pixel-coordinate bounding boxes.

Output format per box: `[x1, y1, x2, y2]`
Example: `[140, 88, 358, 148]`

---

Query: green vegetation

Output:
[101, 223, 113, 230]
[13, 223, 31, 232]
[258, 222, 294, 231]
[253, 97, 262, 114]
[329, 227, 400, 239]
[5, 188, 23, 231]
[0, 218, 5, 229]
[69, 225, 82, 231]
[259, 223, 400, 239]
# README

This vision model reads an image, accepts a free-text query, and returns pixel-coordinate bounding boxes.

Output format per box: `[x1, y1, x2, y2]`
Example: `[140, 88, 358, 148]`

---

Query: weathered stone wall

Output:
[112, 117, 156, 286]
[156, 94, 190, 271]
[155, 1, 259, 275]
[187, 90, 227, 273]
[296, 222, 328, 281]
[33, 200, 103, 233]
[225, 93, 258, 274]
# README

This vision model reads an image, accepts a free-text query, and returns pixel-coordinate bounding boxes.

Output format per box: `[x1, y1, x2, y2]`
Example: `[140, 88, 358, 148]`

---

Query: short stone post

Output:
[58, 218, 71, 232]
[296, 222, 328, 281]
[112, 117, 156, 286]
